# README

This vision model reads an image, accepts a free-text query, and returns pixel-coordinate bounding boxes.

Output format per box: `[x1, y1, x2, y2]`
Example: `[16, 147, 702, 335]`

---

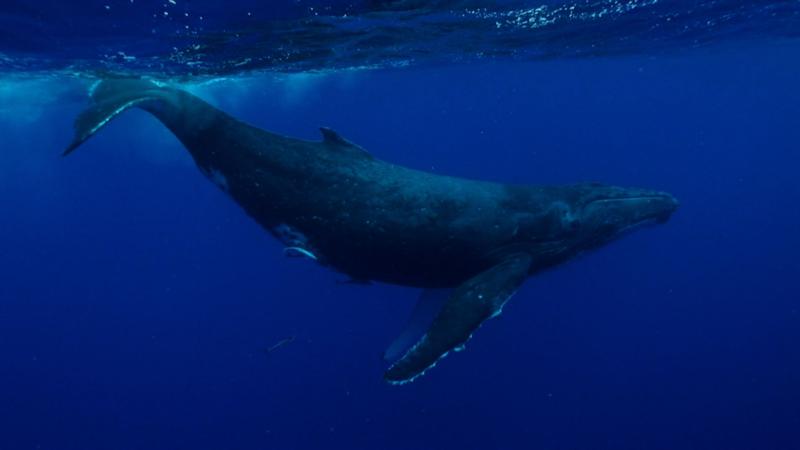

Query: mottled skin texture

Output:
[66, 79, 679, 383]
[148, 90, 669, 284]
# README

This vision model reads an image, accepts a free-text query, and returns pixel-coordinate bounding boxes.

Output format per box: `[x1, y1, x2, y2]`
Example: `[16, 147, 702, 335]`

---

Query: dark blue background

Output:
[1, 42, 799, 449]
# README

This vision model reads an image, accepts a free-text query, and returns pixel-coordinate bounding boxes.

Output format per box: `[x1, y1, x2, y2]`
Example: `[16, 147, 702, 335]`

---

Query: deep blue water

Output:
[2, 1, 800, 449]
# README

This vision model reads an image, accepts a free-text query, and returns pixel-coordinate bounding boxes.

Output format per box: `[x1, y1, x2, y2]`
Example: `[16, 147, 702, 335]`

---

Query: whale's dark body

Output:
[65, 79, 678, 384]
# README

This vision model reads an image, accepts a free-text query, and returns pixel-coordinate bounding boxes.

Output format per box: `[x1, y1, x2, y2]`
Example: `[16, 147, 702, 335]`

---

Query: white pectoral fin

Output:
[383, 288, 451, 363]
[384, 253, 532, 385]
[283, 246, 318, 260]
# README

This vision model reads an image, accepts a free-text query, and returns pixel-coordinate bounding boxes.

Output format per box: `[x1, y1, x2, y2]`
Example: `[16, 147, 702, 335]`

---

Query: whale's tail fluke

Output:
[63, 79, 167, 156]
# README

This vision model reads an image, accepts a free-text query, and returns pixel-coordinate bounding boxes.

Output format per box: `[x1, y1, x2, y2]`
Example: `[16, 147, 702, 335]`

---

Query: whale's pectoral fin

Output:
[384, 253, 532, 385]
[63, 79, 165, 156]
[383, 288, 451, 363]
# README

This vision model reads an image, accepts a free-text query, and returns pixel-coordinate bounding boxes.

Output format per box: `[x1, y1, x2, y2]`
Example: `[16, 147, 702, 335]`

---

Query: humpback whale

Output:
[64, 79, 678, 384]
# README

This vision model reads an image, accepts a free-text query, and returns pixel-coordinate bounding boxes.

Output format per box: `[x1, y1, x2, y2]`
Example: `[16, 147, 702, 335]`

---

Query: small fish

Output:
[264, 336, 296, 354]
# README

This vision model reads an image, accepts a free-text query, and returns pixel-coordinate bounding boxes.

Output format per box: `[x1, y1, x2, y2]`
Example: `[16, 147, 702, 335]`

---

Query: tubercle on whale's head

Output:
[566, 182, 679, 249]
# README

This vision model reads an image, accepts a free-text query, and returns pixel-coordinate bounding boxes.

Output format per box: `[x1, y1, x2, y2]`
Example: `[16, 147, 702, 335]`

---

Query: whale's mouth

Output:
[585, 194, 677, 207]
[579, 192, 679, 246]
[585, 193, 679, 224]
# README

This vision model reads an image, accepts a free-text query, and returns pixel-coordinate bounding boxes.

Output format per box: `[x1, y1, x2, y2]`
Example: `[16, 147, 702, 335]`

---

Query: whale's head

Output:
[564, 183, 679, 250]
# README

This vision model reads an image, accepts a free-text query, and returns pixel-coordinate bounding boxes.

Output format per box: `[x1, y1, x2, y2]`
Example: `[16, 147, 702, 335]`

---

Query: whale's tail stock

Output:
[63, 78, 171, 156]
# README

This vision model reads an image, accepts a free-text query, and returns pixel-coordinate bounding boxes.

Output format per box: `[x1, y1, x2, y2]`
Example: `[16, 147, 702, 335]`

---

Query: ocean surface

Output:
[1, 1, 799, 449]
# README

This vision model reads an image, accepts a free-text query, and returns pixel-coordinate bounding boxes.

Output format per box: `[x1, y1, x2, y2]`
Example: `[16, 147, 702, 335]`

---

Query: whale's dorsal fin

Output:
[319, 127, 372, 158]
[319, 127, 352, 146]
[384, 253, 532, 385]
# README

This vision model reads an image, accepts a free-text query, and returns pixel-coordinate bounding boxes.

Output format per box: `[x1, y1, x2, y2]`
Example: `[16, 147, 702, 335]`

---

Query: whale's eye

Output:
[558, 207, 580, 231]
